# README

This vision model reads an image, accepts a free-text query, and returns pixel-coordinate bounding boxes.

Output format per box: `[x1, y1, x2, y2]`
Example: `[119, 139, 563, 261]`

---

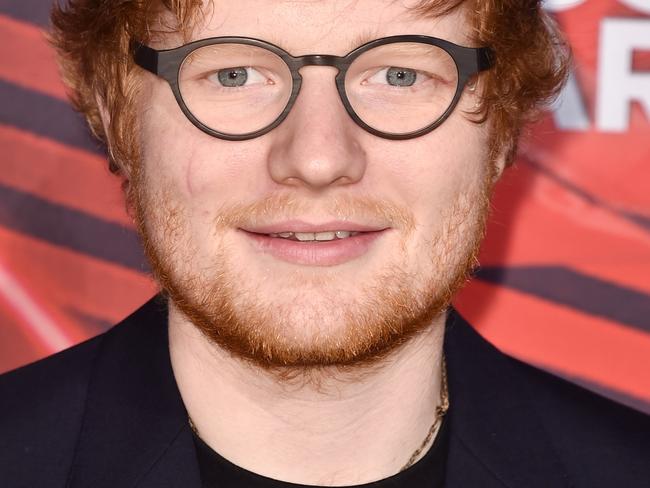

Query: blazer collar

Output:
[68, 298, 570, 487]
[443, 310, 571, 488]
[67, 296, 201, 488]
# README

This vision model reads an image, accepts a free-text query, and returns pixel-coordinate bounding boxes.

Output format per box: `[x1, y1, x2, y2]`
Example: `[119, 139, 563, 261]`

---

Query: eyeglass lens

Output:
[178, 42, 459, 137]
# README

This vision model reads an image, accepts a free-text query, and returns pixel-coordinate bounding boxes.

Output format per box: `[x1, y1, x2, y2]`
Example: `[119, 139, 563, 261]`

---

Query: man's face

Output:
[134, 0, 496, 368]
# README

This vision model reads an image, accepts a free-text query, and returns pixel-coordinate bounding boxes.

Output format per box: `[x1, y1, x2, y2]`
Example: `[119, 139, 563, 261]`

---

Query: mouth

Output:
[239, 223, 389, 266]
[262, 230, 363, 241]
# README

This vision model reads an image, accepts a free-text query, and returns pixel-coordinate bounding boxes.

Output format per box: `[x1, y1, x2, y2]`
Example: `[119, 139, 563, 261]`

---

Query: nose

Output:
[266, 66, 368, 191]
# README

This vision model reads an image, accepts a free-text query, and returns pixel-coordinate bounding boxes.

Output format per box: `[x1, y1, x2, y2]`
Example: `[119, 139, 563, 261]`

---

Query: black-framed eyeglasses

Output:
[132, 35, 493, 141]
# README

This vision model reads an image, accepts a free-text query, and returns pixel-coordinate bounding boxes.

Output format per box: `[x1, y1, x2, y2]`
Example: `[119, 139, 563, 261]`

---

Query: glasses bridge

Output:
[293, 54, 346, 69]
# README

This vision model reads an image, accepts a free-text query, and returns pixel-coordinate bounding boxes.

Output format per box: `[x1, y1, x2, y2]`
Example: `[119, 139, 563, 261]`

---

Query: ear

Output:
[487, 140, 511, 185]
[492, 148, 508, 182]
[95, 92, 111, 140]
[466, 77, 507, 182]
[95, 94, 132, 179]
[466, 77, 479, 93]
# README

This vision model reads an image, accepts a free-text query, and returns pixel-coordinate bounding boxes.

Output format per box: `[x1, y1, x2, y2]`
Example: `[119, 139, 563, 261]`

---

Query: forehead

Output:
[177, 0, 471, 54]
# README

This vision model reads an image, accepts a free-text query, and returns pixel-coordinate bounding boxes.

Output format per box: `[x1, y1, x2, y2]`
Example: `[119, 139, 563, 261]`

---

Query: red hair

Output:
[50, 0, 569, 181]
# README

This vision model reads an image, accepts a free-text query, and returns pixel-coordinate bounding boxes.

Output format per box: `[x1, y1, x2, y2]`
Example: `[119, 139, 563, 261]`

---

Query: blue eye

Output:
[209, 67, 267, 88]
[367, 67, 420, 87]
[386, 67, 417, 86]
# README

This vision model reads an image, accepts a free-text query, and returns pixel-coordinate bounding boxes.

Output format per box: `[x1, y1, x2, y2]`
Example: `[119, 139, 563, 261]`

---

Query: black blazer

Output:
[1, 297, 649, 487]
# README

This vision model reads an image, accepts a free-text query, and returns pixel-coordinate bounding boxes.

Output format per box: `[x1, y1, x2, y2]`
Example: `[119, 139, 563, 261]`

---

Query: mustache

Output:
[212, 193, 416, 232]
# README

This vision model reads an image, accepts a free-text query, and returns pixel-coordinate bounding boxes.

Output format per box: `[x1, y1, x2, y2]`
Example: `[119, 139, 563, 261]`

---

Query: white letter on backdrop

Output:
[596, 18, 650, 132]
[620, 0, 650, 15]
[542, 0, 586, 12]
[553, 70, 590, 131]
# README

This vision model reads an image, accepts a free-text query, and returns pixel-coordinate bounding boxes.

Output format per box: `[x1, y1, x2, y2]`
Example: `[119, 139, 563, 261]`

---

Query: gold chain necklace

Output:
[399, 355, 449, 471]
[189, 355, 449, 473]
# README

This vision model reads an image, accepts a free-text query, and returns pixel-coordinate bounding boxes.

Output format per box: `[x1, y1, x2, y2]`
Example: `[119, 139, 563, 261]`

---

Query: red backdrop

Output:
[1, 1, 649, 413]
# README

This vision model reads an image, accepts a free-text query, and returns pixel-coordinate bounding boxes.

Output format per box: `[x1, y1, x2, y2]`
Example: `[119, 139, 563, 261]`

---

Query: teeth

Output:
[267, 231, 359, 241]
[315, 231, 336, 241]
[294, 232, 315, 241]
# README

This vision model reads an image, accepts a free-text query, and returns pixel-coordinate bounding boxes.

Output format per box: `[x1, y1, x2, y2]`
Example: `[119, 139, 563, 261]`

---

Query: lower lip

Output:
[241, 230, 387, 266]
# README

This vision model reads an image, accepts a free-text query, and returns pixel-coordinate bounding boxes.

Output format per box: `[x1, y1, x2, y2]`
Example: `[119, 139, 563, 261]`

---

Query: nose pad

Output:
[266, 66, 368, 190]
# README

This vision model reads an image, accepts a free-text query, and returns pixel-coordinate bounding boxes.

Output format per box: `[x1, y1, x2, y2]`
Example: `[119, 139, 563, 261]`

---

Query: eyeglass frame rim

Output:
[131, 34, 494, 141]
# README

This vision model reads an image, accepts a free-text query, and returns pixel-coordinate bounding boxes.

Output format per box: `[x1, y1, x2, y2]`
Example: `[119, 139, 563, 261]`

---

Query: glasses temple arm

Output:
[477, 47, 495, 72]
[131, 40, 159, 75]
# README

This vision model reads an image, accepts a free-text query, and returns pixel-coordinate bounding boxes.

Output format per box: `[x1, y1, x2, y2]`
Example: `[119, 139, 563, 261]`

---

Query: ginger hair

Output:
[50, 0, 569, 184]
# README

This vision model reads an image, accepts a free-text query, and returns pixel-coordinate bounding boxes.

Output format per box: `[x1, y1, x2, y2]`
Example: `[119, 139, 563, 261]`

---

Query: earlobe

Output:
[95, 94, 132, 179]
[95, 93, 111, 140]
[489, 145, 509, 183]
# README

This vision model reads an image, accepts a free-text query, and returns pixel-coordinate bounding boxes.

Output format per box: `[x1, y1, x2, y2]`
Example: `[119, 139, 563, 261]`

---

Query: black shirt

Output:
[192, 414, 449, 488]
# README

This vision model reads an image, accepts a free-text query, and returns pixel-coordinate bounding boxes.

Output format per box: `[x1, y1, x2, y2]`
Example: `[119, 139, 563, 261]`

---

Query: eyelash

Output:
[205, 67, 271, 90]
[197, 66, 445, 94]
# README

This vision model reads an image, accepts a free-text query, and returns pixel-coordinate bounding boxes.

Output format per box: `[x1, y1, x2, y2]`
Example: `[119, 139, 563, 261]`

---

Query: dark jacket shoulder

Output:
[511, 355, 650, 486]
[443, 312, 650, 487]
[0, 332, 104, 486]
[2, 301, 650, 488]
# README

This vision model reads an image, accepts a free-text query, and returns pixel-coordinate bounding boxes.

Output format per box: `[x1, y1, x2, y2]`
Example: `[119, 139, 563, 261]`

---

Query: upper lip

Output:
[240, 220, 389, 234]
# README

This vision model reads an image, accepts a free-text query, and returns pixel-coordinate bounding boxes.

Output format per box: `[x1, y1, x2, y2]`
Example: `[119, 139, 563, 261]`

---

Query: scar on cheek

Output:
[183, 145, 203, 196]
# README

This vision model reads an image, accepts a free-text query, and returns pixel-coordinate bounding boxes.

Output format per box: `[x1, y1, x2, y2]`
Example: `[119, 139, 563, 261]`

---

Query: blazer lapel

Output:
[67, 297, 201, 488]
[135, 425, 202, 488]
[443, 310, 572, 488]
[66, 297, 572, 487]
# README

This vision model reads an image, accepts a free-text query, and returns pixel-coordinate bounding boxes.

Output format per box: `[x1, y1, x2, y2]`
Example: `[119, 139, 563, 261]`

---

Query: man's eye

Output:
[367, 67, 420, 87]
[208, 67, 266, 88]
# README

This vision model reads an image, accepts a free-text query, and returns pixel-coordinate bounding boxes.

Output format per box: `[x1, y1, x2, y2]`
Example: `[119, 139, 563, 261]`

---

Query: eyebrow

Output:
[348, 29, 384, 50]
[265, 28, 384, 56]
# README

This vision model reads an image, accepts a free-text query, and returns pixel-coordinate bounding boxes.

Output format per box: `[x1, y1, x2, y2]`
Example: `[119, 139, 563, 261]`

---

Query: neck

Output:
[168, 302, 447, 486]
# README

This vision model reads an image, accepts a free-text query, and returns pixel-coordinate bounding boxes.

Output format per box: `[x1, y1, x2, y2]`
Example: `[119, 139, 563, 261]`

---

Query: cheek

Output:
[182, 143, 269, 200]
[139, 83, 265, 211]
[139, 83, 193, 187]
[367, 116, 491, 224]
